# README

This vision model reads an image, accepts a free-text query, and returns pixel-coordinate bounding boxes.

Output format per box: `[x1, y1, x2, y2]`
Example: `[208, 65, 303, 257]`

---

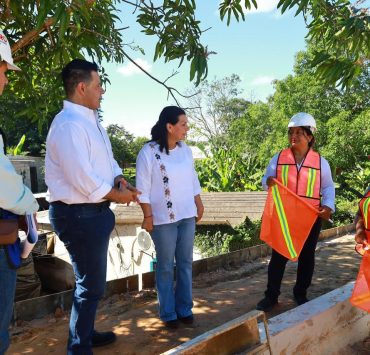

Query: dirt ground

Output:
[8, 232, 370, 355]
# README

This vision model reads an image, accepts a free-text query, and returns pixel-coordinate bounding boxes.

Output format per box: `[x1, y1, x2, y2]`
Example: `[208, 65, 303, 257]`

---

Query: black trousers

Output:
[265, 218, 322, 300]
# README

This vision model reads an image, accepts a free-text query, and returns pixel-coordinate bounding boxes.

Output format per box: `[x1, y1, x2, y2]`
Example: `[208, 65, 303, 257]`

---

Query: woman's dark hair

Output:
[0, 127, 7, 154]
[302, 126, 315, 148]
[150, 106, 186, 154]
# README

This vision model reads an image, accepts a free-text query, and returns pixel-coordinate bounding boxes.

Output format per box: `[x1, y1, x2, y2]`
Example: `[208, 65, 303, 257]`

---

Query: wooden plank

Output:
[14, 290, 73, 322]
[106, 275, 139, 295]
[14, 274, 139, 321]
[163, 310, 264, 355]
[142, 271, 156, 289]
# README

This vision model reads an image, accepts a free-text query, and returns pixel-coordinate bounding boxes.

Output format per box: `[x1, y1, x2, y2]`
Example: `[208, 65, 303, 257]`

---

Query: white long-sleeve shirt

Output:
[136, 142, 202, 225]
[262, 152, 335, 211]
[0, 136, 39, 215]
[45, 100, 122, 204]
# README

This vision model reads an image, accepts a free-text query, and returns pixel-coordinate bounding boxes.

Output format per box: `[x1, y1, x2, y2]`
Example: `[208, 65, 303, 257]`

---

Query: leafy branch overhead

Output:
[219, 0, 370, 88]
[0, 0, 368, 127]
[0, 0, 210, 124]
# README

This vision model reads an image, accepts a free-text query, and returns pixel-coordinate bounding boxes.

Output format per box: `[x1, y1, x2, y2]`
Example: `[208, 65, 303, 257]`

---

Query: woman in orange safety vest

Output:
[256, 112, 335, 312]
[355, 187, 370, 247]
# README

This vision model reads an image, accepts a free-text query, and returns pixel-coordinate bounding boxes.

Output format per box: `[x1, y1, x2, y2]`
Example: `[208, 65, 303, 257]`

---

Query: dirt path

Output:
[8, 233, 365, 355]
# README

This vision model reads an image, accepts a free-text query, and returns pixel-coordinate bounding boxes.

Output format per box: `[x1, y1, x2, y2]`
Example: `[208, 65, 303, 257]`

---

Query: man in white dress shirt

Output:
[45, 59, 138, 355]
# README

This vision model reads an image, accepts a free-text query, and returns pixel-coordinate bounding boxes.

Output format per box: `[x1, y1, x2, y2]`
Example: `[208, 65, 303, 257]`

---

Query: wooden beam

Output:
[163, 310, 270, 355]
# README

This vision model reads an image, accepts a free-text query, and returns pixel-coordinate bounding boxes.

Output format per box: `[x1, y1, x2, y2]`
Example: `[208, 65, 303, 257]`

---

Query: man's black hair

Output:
[61, 59, 99, 97]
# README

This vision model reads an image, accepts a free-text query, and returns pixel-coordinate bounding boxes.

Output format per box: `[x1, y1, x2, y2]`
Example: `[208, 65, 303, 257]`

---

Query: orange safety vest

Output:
[351, 251, 370, 312]
[276, 148, 321, 209]
[350, 189, 370, 312]
[359, 190, 370, 241]
[260, 179, 319, 261]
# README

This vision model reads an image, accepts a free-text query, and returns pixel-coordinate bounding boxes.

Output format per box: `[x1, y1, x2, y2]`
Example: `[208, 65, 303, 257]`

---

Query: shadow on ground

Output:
[9, 234, 360, 354]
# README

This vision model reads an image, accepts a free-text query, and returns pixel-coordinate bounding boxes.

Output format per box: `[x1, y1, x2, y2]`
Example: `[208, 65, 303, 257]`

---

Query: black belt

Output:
[51, 201, 110, 208]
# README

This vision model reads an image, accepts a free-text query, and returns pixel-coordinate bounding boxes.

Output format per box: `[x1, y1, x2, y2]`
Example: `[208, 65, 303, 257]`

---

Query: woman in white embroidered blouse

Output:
[136, 106, 204, 329]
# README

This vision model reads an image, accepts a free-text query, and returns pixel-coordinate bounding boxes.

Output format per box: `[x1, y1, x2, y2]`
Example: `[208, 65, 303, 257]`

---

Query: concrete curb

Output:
[258, 282, 370, 354]
[319, 223, 355, 240]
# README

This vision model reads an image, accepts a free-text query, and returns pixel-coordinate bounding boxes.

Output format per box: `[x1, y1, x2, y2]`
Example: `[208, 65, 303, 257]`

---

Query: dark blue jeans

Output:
[151, 217, 196, 321]
[0, 248, 17, 355]
[49, 202, 115, 355]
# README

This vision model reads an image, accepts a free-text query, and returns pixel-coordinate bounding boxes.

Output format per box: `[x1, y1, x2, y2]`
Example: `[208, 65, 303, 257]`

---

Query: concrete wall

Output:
[9, 155, 46, 193]
[52, 226, 156, 281]
[35, 207, 354, 287]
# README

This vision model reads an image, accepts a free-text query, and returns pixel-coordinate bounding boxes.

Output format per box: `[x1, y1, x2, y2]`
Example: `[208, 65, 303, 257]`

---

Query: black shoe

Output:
[256, 297, 278, 312]
[92, 331, 117, 347]
[294, 294, 309, 305]
[163, 319, 179, 329]
[179, 315, 194, 324]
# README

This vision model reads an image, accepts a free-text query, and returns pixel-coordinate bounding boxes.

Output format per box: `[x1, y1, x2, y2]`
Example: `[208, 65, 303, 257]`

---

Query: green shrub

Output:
[330, 197, 358, 228]
[194, 225, 234, 257]
[331, 160, 369, 228]
[124, 166, 136, 186]
[194, 218, 262, 257]
[194, 146, 263, 192]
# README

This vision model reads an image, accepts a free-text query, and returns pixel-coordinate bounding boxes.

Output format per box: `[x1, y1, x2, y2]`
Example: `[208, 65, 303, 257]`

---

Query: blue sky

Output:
[100, 0, 308, 137]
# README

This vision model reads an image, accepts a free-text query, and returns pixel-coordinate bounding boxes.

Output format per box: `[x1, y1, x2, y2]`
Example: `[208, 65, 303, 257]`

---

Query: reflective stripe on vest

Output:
[272, 184, 298, 259]
[281, 165, 289, 186]
[276, 148, 321, 208]
[360, 190, 370, 232]
[306, 168, 317, 198]
[363, 199, 370, 229]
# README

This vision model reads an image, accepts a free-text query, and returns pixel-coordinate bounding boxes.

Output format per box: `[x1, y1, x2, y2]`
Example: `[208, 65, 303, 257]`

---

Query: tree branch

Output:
[122, 49, 199, 106]
[11, 17, 55, 55]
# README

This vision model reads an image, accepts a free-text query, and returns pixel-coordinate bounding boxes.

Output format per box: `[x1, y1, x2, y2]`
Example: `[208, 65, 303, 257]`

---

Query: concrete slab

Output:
[258, 282, 370, 354]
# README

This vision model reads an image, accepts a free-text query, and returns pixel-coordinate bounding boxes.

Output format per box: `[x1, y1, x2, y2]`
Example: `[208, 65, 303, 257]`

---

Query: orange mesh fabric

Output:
[351, 251, 370, 312]
[260, 179, 318, 261]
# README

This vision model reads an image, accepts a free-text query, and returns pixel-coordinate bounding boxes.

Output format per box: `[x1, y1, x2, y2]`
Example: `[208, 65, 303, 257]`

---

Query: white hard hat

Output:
[0, 30, 21, 71]
[288, 112, 316, 133]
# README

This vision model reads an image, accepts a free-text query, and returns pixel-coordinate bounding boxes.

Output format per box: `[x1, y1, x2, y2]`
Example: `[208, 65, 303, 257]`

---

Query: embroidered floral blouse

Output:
[136, 142, 201, 225]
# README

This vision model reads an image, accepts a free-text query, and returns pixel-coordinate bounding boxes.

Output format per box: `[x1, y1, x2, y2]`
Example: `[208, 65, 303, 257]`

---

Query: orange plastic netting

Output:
[351, 251, 370, 312]
[260, 179, 318, 261]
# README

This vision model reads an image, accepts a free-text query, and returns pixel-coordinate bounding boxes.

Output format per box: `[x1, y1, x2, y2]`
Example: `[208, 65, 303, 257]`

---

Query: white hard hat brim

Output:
[288, 123, 316, 134]
[0, 30, 21, 71]
[6, 60, 21, 71]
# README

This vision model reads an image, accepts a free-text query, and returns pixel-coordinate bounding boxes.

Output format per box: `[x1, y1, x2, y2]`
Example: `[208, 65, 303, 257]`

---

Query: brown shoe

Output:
[179, 315, 194, 324]
[163, 319, 179, 329]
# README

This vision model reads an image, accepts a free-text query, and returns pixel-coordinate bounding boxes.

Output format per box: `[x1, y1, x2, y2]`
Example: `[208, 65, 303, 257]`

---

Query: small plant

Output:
[332, 159, 370, 227]
[7, 134, 28, 156]
[194, 218, 262, 257]
[330, 197, 358, 227]
[195, 145, 263, 192]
